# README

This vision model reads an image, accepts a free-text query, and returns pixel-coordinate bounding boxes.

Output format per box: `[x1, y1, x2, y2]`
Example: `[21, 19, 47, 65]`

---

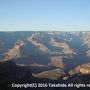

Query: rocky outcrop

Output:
[80, 67, 90, 74]
[62, 63, 90, 80]
[49, 37, 75, 55]
[33, 69, 65, 80]
[27, 33, 49, 53]
[69, 63, 90, 75]
[2, 40, 25, 61]
[49, 37, 70, 49]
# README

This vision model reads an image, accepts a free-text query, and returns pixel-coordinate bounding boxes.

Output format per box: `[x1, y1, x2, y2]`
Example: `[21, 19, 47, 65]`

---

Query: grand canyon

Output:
[0, 31, 90, 90]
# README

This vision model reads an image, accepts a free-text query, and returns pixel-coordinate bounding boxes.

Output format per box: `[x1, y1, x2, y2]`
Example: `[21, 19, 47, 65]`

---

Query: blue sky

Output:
[0, 0, 90, 31]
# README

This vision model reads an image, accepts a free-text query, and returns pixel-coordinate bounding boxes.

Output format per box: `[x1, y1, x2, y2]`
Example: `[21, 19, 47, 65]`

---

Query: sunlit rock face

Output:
[33, 69, 65, 80]
[80, 67, 90, 74]
[27, 33, 49, 53]
[62, 63, 90, 80]
[49, 37, 75, 56]
[79, 63, 90, 74]
[2, 40, 25, 61]
[69, 63, 90, 76]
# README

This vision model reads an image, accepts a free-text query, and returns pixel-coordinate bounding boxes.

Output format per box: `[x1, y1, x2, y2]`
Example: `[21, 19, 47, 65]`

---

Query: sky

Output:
[0, 0, 90, 31]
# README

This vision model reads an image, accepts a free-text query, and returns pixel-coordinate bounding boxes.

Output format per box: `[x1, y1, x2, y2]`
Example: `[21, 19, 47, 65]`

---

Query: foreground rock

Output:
[63, 63, 90, 80]
[0, 61, 32, 80]
[69, 63, 90, 75]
